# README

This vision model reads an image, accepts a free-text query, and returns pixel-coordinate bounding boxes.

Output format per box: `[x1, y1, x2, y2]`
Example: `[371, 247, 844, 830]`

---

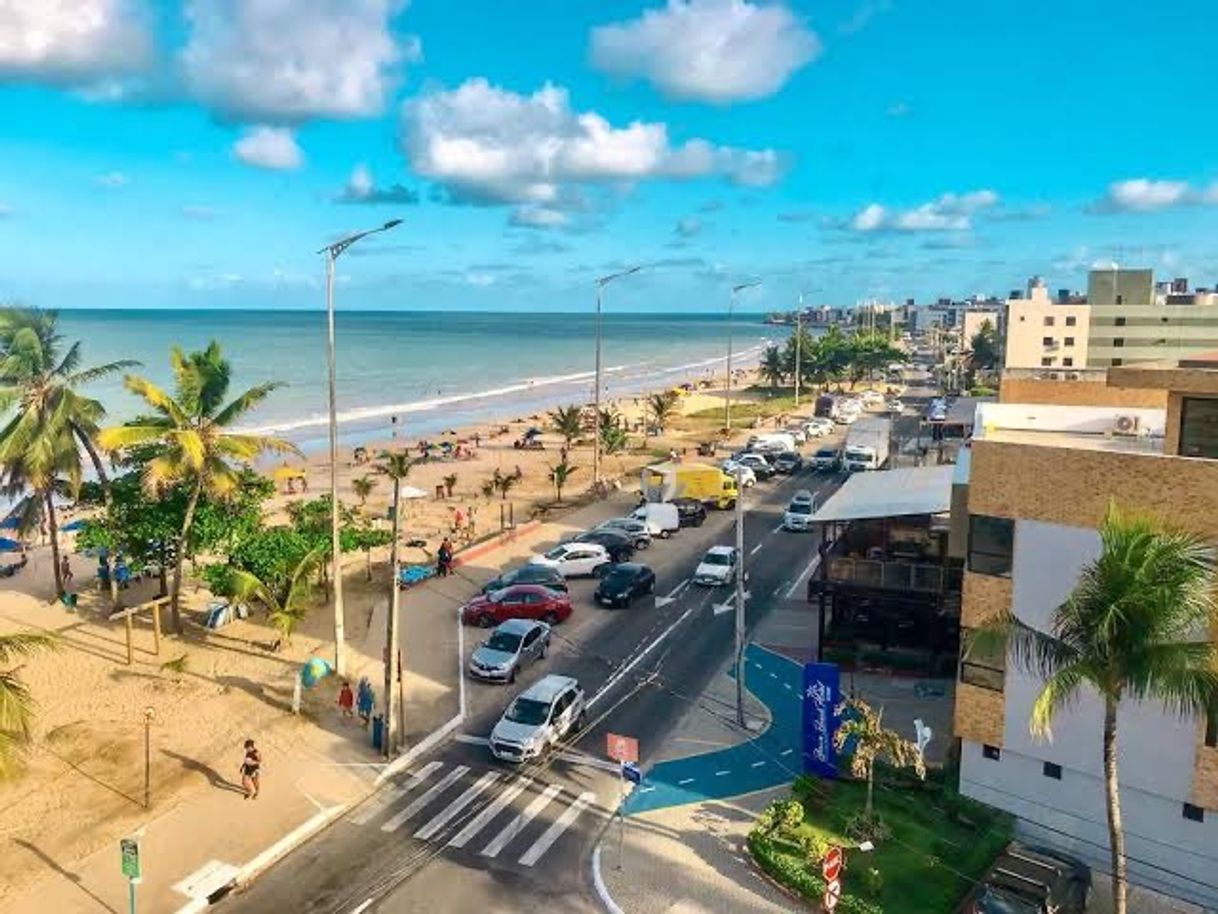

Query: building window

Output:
[1043, 762, 1062, 780]
[1183, 803, 1205, 823]
[1065, 316, 1077, 327]
[1111, 358, 1123, 367]
[960, 631, 1005, 691]
[1115, 316, 1127, 327]
[968, 515, 1014, 577]
[1041, 357, 1054, 367]
[982, 744, 1001, 761]
[1179, 398, 1218, 460]
[1063, 358, 1074, 367]
[1042, 336, 1055, 346]
[1043, 316, 1055, 326]
[1114, 338, 1125, 347]
[1206, 708, 1217, 748]
[1064, 337, 1075, 347]
[1116, 294, 1124, 305]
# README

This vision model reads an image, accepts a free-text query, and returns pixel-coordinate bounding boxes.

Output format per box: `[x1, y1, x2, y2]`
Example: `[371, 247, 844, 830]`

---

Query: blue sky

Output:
[1, 0, 1217, 312]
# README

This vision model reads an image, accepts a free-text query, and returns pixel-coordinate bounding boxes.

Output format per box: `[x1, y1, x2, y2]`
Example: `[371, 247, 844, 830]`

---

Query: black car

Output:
[570, 529, 635, 563]
[593, 562, 656, 608]
[670, 497, 707, 528]
[772, 451, 803, 474]
[481, 563, 569, 595]
[964, 843, 1091, 914]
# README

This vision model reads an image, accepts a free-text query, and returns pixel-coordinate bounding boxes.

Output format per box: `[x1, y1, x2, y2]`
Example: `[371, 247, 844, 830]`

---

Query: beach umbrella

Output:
[61, 519, 88, 533]
[271, 465, 307, 482]
[400, 485, 428, 500]
[0, 516, 19, 530]
[0, 537, 22, 552]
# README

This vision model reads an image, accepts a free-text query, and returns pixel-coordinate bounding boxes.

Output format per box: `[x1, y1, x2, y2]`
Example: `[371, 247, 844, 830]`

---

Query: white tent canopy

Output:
[811, 465, 955, 524]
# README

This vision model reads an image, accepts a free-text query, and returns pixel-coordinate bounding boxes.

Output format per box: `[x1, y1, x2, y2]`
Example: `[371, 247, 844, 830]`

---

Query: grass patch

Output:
[750, 776, 1012, 914]
[686, 389, 801, 423]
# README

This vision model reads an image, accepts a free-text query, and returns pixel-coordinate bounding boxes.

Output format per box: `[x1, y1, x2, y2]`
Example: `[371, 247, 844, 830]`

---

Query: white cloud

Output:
[886, 101, 910, 118]
[849, 190, 999, 232]
[1091, 178, 1214, 213]
[589, 0, 819, 104]
[0, 0, 152, 85]
[181, 0, 417, 123]
[335, 163, 419, 205]
[675, 217, 702, 237]
[402, 79, 785, 211]
[509, 206, 568, 229]
[233, 127, 303, 170]
[95, 171, 129, 187]
[839, 0, 891, 35]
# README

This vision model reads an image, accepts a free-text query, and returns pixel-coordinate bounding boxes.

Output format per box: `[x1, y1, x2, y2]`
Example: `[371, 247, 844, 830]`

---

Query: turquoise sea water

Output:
[59, 310, 776, 452]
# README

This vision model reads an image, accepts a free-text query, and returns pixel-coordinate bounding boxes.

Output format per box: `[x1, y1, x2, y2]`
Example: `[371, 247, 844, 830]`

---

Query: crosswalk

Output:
[346, 761, 602, 869]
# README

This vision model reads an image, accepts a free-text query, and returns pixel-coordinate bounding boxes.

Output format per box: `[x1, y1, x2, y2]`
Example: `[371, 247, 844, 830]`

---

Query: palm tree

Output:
[970, 504, 1218, 914]
[599, 422, 629, 456]
[98, 342, 297, 634]
[646, 391, 680, 437]
[0, 631, 57, 776]
[442, 473, 457, 498]
[375, 450, 414, 757]
[0, 307, 137, 601]
[833, 696, 925, 831]
[492, 468, 518, 501]
[549, 405, 583, 449]
[759, 345, 785, 391]
[352, 475, 376, 508]
[228, 547, 324, 647]
[548, 460, 578, 503]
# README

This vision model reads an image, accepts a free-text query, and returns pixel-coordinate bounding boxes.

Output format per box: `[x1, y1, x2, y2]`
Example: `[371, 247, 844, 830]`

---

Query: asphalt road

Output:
[223, 431, 859, 914]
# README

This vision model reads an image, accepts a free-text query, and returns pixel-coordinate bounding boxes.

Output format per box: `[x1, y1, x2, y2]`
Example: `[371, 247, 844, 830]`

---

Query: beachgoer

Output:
[437, 538, 454, 577]
[60, 555, 73, 585]
[239, 739, 261, 799]
[356, 678, 375, 727]
[337, 681, 355, 721]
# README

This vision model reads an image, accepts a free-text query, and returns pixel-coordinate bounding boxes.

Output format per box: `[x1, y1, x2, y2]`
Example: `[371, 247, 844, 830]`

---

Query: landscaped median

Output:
[745, 774, 1013, 913]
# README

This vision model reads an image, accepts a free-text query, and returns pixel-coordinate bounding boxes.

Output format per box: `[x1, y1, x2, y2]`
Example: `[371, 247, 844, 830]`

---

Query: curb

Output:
[452, 520, 541, 569]
[590, 844, 625, 914]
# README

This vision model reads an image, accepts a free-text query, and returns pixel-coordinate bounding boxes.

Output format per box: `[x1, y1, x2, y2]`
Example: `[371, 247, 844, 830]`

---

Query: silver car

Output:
[596, 517, 652, 549]
[490, 674, 586, 763]
[468, 618, 551, 684]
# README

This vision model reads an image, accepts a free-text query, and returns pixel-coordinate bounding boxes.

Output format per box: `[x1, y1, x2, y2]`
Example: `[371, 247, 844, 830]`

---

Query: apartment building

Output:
[1088, 268, 1218, 368]
[1004, 278, 1091, 370]
[953, 357, 1218, 907]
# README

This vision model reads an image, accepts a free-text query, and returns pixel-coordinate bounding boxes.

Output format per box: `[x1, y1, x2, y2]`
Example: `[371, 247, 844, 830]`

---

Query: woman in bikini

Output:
[239, 739, 261, 799]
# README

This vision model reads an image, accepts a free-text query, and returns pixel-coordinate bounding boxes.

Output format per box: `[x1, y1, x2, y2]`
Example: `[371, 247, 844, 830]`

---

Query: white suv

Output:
[694, 545, 738, 586]
[490, 675, 586, 763]
[530, 542, 612, 578]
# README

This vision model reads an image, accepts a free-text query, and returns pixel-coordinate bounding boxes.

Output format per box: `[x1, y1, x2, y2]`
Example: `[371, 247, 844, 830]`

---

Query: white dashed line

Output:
[751, 761, 766, 768]
[780, 749, 794, 756]
[749, 541, 765, 557]
[715, 770, 731, 777]
[678, 778, 695, 786]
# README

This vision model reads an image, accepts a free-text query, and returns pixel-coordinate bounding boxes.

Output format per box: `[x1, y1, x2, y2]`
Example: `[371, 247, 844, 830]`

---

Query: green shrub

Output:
[747, 833, 883, 914]
[800, 832, 831, 865]
[969, 385, 997, 397]
[778, 799, 805, 836]
[862, 866, 884, 899]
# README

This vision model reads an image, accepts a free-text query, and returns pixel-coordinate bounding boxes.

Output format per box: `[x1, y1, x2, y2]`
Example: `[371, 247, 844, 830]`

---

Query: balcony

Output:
[827, 556, 963, 593]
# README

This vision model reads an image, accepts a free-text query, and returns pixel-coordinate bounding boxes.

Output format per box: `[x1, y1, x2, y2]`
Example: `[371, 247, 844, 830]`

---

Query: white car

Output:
[835, 410, 860, 425]
[783, 425, 809, 445]
[886, 399, 903, 414]
[530, 542, 612, 578]
[783, 490, 818, 531]
[720, 461, 757, 487]
[489, 674, 585, 763]
[804, 417, 834, 437]
[693, 545, 738, 586]
[861, 390, 884, 406]
[732, 452, 774, 478]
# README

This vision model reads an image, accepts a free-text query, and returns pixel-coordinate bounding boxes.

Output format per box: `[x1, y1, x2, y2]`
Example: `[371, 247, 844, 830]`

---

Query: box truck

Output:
[641, 462, 738, 509]
[842, 417, 891, 471]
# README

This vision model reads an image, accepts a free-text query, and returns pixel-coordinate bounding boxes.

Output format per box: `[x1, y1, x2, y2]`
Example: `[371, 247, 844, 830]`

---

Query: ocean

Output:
[58, 310, 776, 452]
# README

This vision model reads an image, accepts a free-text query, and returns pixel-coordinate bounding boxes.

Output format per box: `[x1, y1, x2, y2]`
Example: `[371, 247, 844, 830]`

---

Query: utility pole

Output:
[734, 467, 748, 727]
[385, 473, 403, 758]
[726, 280, 761, 433]
[318, 219, 402, 677]
[794, 294, 803, 408]
[593, 267, 641, 486]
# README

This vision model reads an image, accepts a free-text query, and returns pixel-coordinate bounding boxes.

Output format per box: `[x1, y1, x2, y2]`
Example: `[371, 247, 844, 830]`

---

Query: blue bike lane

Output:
[624, 642, 804, 815]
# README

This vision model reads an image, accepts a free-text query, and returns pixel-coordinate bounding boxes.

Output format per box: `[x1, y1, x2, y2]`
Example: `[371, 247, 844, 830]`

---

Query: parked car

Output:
[529, 542, 613, 578]
[693, 545, 738, 586]
[886, 398, 904, 414]
[720, 461, 757, 487]
[835, 409, 860, 425]
[803, 418, 833, 437]
[730, 452, 775, 479]
[772, 451, 803, 474]
[631, 502, 680, 538]
[783, 425, 809, 445]
[481, 563, 569, 595]
[670, 496, 708, 527]
[569, 528, 635, 563]
[746, 432, 798, 454]
[962, 843, 1091, 914]
[489, 674, 586, 763]
[468, 618, 550, 683]
[782, 489, 818, 531]
[594, 562, 657, 608]
[596, 517, 652, 549]
[812, 446, 842, 472]
[461, 584, 573, 628]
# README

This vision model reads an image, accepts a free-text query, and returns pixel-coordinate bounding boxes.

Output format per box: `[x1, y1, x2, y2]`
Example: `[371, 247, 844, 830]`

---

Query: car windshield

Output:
[817, 449, 837, 457]
[603, 568, 635, 585]
[486, 632, 523, 653]
[543, 547, 567, 560]
[788, 503, 812, 515]
[505, 697, 551, 726]
[703, 553, 732, 566]
[973, 886, 1041, 914]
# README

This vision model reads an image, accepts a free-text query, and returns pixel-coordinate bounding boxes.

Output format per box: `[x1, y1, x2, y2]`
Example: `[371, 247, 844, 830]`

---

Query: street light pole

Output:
[725, 280, 761, 434]
[733, 467, 747, 727]
[794, 293, 803, 409]
[593, 267, 641, 487]
[319, 219, 403, 677]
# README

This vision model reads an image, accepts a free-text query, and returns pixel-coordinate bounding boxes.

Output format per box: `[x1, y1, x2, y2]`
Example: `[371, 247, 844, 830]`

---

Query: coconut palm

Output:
[374, 450, 414, 757]
[833, 696, 925, 830]
[646, 391, 680, 436]
[0, 631, 57, 776]
[548, 460, 578, 503]
[228, 547, 324, 647]
[759, 345, 785, 390]
[969, 504, 1218, 914]
[492, 468, 518, 501]
[548, 404, 583, 449]
[0, 307, 137, 601]
[98, 342, 297, 633]
[352, 475, 376, 508]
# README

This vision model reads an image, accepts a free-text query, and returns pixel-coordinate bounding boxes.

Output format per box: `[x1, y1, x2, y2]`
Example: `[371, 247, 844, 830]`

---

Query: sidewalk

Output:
[1, 494, 637, 914]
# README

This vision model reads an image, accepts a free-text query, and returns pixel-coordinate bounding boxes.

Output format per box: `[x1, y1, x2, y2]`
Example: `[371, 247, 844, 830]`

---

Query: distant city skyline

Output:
[2, 0, 1217, 311]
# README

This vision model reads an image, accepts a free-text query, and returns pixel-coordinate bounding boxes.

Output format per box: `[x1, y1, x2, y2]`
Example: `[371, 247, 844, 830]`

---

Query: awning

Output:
[811, 465, 955, 523]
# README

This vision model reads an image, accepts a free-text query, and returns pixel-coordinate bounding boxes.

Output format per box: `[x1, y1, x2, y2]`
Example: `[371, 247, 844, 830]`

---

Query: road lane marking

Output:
[349, 900, 373, 914]
[678, 778, 695, 785]
[748, 541, 765, 557]
[518, 791, 596, 867]
[349, 761, 442, 825]
[785, 554, 823, 599]
[715, 770, 731, 776]
[449, 776, 533, 848]
[381, 765, 468, 833]
[780, 749, 794, 756]
[414, 771, 500, 841]
[751, 761, 766, 768]
[455, 734, 490, 746]
[481, 783, 562, 858]
[588, 599, 701, 711]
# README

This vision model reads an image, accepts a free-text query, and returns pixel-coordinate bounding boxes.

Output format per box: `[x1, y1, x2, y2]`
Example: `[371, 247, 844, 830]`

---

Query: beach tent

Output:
[0, 515, 19, 530]
[400, 485, 428, 500]
[61, 519, 88, 533]
[0, 537, 22, 552]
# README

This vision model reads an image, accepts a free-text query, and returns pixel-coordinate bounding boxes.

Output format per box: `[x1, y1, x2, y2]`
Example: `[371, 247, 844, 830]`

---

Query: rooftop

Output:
[812, 465, 955, 523]
[973, 402, 1167, 455]
[1108, 353, 1218, 395]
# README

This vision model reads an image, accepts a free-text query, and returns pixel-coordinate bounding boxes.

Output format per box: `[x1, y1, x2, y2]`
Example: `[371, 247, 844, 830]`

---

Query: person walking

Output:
[239, 739, 261, 799]
[437, 538, 454, 577]
[356, 677, 375, 728]
[337, 680, 355, 722]
[60, 555, 73, 586]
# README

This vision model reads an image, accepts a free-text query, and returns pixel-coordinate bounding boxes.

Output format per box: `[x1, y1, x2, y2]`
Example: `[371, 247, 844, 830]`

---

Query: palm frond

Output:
[50, 340, 82, 379]
[227, 568, 279, 614]
[1126, 641, 1218, 718]
[66, 360, 141, 388]
[97, 423, 172, 453]
[967, 609, 1079, 681]
[212, 382, 284, 428]
[122, 375, 190, 427]
[1028, 663, 1095, 739]
[0, 633, 57, 665]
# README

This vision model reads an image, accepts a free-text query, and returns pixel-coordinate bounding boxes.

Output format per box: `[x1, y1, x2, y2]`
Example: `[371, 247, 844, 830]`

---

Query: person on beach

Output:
[437, 538, 454, 577]
[337, 680, 355, 721]
[60, 555, 73, 586]
[240, 739, 261, 799]
[356, 678, 375, 728]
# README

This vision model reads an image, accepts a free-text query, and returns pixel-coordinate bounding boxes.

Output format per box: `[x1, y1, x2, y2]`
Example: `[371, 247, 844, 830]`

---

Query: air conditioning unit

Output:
[1066, 372, 1081, 380]
[1113, 414, 1140, 436]
[1047, 372, 1061, 380]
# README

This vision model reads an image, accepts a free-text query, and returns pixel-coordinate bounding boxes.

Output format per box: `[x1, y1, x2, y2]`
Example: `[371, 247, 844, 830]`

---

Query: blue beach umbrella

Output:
[0, 537, 23, 552]
[0, 516, 19, 531]
[61, 519, 88, 532]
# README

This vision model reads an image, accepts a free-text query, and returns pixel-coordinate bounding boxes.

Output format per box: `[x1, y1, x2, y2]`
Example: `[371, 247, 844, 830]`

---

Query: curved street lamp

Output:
[725, 280, 762, 433]
[593, 266, 642, 485]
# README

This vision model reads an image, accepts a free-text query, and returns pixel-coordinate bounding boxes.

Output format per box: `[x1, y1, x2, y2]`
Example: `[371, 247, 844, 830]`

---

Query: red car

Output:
[460, 584, 573, 628]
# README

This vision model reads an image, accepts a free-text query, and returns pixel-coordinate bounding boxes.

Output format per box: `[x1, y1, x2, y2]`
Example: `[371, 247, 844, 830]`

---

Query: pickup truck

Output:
[961, 843, 1091, 914]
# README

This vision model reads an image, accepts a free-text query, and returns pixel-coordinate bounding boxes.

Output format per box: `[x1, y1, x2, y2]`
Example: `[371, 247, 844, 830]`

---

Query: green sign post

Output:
[120, 837, 141, 913]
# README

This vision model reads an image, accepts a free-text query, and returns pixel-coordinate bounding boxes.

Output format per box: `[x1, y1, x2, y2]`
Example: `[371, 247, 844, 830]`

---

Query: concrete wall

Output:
[1004, 298, 1092, 369]
[998, 376, 1168, 409]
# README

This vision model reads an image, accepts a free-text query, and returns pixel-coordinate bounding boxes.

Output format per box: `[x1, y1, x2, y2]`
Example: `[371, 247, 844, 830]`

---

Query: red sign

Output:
[823, 878, 842, 911]
[822, 846, 843, 882]
[606, 733, 639, 763]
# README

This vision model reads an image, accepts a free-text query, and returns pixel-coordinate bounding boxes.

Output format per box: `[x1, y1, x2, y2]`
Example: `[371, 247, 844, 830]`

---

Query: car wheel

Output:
[508, 666, 517, 684]
[539, 641, 548, 659]
[637, 538, 649, 550]
[660, 529, 671, 539]
[478, 614, 496, 628]
[544, 611, 560, 625]
[647, 579, 656, 594]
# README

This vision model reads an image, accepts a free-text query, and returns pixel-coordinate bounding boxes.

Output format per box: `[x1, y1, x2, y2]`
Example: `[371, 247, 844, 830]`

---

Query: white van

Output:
[747, 432, 797, 455]
[631, 502, 680, 538]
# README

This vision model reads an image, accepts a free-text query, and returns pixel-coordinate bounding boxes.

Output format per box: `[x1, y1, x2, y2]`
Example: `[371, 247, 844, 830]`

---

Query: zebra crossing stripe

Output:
[349, 761, 443, 826]
[480, 783, 561, 858]
[414, 771, 500, 842]
[448, 776, 534, 849]
[518, 791, 596, 867]
[381, 766, 469, 833]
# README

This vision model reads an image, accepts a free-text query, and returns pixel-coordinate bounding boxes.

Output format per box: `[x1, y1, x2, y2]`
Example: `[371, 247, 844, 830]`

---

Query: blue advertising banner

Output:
[802, 662, 840, 779]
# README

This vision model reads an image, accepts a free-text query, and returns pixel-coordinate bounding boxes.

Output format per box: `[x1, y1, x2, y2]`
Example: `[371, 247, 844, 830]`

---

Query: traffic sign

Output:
[822, 845, 842, 882]
[606, 732, 639, 763]
[120, 837, 141, 882]
[823, 878, 842, 911]
[621, 761, 642, 785]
